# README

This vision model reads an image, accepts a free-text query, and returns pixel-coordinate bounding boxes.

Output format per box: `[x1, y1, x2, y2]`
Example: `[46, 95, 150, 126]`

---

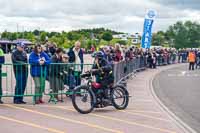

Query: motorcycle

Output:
[71, 70, 129, 114]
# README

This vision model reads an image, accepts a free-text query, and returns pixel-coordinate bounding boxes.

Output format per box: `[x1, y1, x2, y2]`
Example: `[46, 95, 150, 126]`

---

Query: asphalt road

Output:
[153, 64, 200, 132]
[0, 58, 183, 133]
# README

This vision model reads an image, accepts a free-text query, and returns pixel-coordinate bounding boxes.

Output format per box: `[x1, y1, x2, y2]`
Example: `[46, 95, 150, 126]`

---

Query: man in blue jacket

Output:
[0, 46, 5, 104]
[29, 44, 51, 104]
[68, 41, 84, 86]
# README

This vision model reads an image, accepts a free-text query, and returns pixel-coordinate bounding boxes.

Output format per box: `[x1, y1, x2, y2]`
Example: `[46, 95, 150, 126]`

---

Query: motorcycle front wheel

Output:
[72, 85, 96, 114]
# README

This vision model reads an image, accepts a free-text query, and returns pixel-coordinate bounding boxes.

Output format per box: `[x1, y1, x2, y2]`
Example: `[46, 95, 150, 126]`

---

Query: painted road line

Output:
[19, 105, 162, 114]
[0, 115, 65, 133]
[55, 106, 169, 122]
[57, 106, 176, 133]
[119, 110, 170, 122]
[4, 104, 123, 133]
[10, 104, 163, 115]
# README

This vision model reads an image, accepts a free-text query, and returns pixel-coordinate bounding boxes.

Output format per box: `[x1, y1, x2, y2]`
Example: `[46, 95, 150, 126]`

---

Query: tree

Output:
[48, 32, 58, 38]
[66, 32, 74, 41]
[151, 21, 200, 48]
[1, 31, 8, 39]
[40, 32, 47, 42]
[102, 32, 113, 42]
[10, 33, 17, 40]
[152, 31, 165, 46]
[26, 32, 35, 42]
[165, 21, 200, 48]
[33, 30, 40, 36]
[117, 40, 127, 45]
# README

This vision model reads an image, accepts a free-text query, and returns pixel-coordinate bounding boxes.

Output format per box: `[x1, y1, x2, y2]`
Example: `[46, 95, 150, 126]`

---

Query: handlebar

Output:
[80, 72, 91, 78]
[81, 69, 100, 78]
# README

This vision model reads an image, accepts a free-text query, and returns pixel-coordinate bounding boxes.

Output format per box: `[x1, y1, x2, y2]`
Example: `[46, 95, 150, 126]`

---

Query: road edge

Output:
[149, 64, 197, 133]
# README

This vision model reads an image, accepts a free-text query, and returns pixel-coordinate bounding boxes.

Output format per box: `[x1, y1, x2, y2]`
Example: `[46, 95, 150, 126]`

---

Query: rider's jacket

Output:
[92, 58, 114, 84]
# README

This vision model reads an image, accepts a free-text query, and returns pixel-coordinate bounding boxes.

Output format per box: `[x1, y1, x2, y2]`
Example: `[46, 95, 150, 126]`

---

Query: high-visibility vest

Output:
[188, 52, 196, 63]
[0, 48, 4, 56]
[0, 48, 4, 64]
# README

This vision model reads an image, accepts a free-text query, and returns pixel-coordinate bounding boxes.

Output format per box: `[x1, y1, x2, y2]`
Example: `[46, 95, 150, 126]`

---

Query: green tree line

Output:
[0, 28, 122, 49]
[152, 21, 200, 48]
[1, 21, 200, 49]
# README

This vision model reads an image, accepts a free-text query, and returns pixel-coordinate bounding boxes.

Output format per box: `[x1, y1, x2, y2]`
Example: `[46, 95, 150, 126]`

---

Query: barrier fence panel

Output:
[1, 63, 35, 98]
[45, 63, 92, 103]
[0, 63, 93, 103]
[113, 57, 147, 84]
[1, 55, 175, 104]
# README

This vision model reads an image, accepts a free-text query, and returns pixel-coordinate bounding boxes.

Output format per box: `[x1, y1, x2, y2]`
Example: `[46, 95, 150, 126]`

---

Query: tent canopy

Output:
[0, 39, 33, 45]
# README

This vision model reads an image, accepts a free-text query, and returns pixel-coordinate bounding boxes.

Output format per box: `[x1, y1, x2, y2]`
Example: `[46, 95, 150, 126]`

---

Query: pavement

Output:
[153, 64, 200, 133]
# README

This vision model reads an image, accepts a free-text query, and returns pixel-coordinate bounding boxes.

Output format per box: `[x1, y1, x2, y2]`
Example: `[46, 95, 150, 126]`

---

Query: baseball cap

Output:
[17, 42, 25, 48]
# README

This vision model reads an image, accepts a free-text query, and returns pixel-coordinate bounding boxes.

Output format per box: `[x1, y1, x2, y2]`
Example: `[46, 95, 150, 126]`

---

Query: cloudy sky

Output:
[0, 0, 200, 33]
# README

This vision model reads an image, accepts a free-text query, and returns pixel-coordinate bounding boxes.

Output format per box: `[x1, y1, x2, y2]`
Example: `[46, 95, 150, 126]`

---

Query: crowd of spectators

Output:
[0, 41, 199, 104]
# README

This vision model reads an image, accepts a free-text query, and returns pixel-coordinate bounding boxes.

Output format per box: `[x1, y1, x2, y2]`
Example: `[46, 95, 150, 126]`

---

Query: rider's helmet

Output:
[92, 51, 104, 59]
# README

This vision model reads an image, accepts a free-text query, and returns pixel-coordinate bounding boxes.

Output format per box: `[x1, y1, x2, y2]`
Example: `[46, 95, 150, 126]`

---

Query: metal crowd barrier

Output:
[156, 54, 177, 66]
[113, 57, 147, 84]
[0, 63, 92, 103]
[0, 57, 147, 104]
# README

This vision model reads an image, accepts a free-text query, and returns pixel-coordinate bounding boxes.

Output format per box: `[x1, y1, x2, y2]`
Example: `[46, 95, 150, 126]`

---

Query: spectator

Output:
[41, 45, 51, 80]
[42, 45, 51, 57]
[156, 48, 163, 66]
[196, 50, 200, 69]
[172, 48, 177, 64]
[152, 52, 157, 69]
[188, 50, 196, 70]
[11, 42, 28, 104]
[114, 44, 123, 62]
[91, 45, 95, 53]
[102, 46, 113, 64]
[49, 48, 64, 101]
[0, 46, 5, 104]
[147, 52, 154, 68]
[182, 49, 188, 63]
[68, 41, 84, 86]
[61, 54, 76, 95]
[49, 44, 56, 56]
[163, 49, 168, 65]
[82, 48, 86, 54]
[29, 44, 51, 104]
[125, 48, 134, 61]
[178, 49, 182, 63]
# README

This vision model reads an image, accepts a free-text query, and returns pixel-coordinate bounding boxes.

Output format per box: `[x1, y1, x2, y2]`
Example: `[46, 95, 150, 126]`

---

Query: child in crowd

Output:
[61, 54, 76, 97]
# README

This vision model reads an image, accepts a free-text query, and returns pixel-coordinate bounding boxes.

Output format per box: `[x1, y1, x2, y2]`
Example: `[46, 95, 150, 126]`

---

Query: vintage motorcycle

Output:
[71, 70, 129, 114]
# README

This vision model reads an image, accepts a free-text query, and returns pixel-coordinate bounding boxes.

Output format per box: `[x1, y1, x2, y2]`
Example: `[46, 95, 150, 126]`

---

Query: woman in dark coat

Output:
[49, 48, 64, 101]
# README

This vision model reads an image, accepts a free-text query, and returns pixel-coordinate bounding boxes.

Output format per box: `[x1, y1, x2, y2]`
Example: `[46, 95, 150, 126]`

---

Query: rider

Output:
[91, 51, 114, 98]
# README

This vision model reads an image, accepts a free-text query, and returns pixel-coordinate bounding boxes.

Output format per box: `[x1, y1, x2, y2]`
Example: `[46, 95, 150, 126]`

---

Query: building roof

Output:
[13, 39, 33, 45]
[0, 39, 13, 44]
[0, 39, 34, 45]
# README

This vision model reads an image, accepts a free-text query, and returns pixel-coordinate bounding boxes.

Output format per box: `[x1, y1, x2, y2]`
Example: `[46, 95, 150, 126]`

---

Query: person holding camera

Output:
[29, 44, 51, 104]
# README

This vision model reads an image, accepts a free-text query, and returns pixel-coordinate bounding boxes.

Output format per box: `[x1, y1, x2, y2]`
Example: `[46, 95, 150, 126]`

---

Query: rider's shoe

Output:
[94, 104, 101, 108]
[102, 98, 112, 106]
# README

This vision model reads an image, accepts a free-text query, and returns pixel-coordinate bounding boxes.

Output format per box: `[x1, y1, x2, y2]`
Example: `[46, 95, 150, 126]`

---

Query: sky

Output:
[0, 0, 200, 33]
